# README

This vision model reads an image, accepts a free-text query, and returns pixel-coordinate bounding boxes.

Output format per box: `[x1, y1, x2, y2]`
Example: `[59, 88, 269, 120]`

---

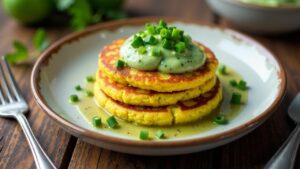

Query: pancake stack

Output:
[95, 38, 222, 126]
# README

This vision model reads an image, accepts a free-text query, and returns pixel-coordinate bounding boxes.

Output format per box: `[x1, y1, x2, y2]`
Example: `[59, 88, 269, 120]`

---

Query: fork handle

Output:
[264, 125, 300, 169]
[15, 113, 56, 169]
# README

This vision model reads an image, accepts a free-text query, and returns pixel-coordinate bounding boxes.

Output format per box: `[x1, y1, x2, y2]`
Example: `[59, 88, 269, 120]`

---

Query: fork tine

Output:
[0, 86, 5, 104]
[0, 57, 14, 102]
[0, 56, 23, 101]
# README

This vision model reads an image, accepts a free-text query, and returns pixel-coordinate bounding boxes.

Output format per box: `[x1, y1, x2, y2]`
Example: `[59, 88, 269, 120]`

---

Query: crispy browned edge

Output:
[226, 0, 300, 10]
[31, 17, 287, 148]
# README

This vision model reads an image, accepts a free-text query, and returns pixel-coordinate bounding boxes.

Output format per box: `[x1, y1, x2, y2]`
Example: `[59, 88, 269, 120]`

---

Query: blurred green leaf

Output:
[5, 41, 29, 64]
[33, 28, 49, 52]
[56, 0, 75, 11]
[68, 0, 94, 31]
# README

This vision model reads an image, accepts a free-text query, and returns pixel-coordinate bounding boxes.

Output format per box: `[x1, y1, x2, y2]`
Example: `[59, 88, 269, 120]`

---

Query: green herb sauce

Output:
[120, 35, 205, 73]
[120, 20, 206, 74]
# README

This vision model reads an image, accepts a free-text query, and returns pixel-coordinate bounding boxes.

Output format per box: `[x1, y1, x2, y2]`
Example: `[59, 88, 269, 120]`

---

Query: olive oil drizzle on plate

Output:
[74, 67, 248, 140]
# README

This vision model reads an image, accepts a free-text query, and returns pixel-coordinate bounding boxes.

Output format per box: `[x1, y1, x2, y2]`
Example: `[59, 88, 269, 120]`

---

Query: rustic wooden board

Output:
[1, 0, 300, 168]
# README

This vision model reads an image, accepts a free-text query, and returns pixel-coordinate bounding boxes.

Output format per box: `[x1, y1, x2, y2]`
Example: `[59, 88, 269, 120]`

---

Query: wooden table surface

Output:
[1, 0, 300, 168]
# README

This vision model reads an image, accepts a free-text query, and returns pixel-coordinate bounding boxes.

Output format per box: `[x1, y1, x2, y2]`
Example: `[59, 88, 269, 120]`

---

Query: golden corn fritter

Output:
[96, 70, 217, 107]
[99, 39, 218, 92]
[94, 79, 222, 126]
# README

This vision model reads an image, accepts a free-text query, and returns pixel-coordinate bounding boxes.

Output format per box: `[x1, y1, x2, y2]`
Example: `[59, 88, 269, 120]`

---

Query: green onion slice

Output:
[139, 130, 149, 140]
[218, 65, 227, 75]
[155, 130, 165, 139]
[229, 80, 237, 87]
[106, 116, 118, 128]
[75, 85, 82, 91]
[131, 35, 144, 48]
[85, 90, 94, 97]
[86, 76, 95, 82]
[138, 46, 147, 54]
[231, 92, 242, 104]
[151, 47, 161, 57]
[69, 95, 79, 103]
[92, 116, 102, 127]
[162, 39, 173, 49]
[213, 115, 228, 125]
[158, 20, 167, 27]
[115, 60, 125, 69]
[237, 80, 248, 90]
[175, 42, 186, 53]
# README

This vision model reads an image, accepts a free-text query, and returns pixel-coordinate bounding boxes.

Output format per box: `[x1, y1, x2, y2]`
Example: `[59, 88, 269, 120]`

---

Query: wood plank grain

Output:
[124, 0, 216, 21]
[68, 141, 216, 169]
[0, 11, 76, 168]
[2, 0, 300, 168]
[0, 3, 8, 24]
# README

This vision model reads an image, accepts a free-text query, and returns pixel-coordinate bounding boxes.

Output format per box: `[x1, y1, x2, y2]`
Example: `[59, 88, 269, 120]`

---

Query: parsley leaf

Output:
[5, 41, 29, 64]
[33, 28, 49, 52]
[5, 28, 50, 64]
[68, 0, 95, 31]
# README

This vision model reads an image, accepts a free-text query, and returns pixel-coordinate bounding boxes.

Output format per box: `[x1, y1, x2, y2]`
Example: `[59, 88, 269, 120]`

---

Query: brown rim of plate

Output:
[226, 0, 300, 10]
[31, 16, 287, 148]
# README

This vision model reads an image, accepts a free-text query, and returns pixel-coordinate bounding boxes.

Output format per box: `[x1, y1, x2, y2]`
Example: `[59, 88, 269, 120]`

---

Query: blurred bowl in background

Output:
[206, 0, 300, 34]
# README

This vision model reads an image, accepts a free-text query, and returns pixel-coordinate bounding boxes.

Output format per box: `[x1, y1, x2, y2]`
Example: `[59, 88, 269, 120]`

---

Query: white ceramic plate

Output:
[31, 17, 286, 155]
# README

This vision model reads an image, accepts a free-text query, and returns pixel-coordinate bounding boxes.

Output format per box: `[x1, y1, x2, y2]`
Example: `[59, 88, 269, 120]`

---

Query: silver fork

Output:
[0, 56, 56, 169]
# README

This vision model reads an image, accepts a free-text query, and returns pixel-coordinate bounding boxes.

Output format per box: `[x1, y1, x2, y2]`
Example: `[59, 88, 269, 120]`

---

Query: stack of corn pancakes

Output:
[95, 39, 222, 126]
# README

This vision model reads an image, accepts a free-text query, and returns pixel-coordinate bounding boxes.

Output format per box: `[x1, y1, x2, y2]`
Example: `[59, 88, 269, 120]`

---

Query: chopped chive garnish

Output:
[138, 46, 147, 54]
[115, 59, 125, 69]
[131, 35, 144, 48]
[229, 80, 237, 87]
[144, 36, 157, 45]
[231, 92, 242, 104]
[175, 42, 186, 53]
[162, 39, 173, 49]
[106, 116, 118, 128]
[171, 28, 181, 39]
[92, 116, 101, 127]
[86, 76, 95, 83]
[237, 80, 248, 91]
[213, 115, 228, 125]
[139, 130, 149, 140]
[75, 85, 82, 91]
[155, 130, 165, 139]
[140, 32, 147, 38]
[151, 47, 161, 57]
[218, 65, 227, 75]
[85, 90, 94, 97]
[69, 95, 79, 103]
[146, 25, 156, 35]
[128, 20, 192, 55]
[160, 28, 171, 39]
[158, 20, 167, 27]
[155, 26, 163, 33]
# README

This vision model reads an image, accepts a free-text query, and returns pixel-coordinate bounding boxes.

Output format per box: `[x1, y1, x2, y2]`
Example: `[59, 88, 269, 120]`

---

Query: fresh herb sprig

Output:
[5, 28, 49, 64]
[56, 0, 127, 31]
